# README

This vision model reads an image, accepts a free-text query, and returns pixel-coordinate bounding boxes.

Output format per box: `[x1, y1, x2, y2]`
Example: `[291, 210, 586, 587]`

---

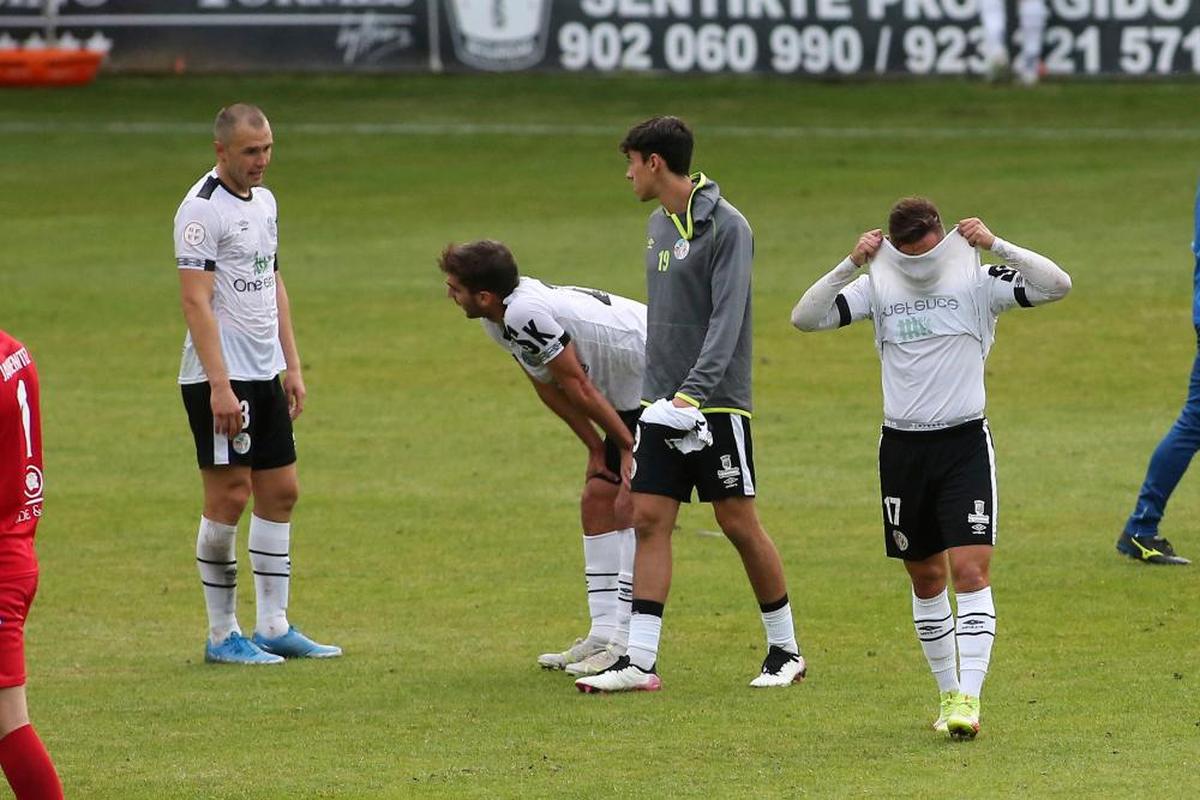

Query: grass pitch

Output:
[2, 74, 1199, 798]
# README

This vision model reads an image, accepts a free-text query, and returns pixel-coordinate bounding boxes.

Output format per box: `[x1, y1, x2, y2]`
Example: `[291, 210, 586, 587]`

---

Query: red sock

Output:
[0, 724, 63, 800]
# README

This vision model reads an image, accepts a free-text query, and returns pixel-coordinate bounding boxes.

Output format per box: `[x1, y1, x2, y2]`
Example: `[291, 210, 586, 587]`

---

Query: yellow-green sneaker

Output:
[933, 690, 958, 733]
[947, 694, 981, 740]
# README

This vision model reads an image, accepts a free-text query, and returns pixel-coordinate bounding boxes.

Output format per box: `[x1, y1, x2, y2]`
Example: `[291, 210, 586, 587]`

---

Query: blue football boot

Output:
[205, 632, 285, 665]
[252, 626, 343, 659]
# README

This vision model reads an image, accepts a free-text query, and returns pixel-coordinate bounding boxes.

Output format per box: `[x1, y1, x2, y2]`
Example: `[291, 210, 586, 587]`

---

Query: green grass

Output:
[2, 74, 1199, 798]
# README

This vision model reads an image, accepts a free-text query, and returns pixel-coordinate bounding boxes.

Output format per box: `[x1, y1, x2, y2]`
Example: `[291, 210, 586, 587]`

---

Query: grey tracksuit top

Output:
[642, 174, 753, 416]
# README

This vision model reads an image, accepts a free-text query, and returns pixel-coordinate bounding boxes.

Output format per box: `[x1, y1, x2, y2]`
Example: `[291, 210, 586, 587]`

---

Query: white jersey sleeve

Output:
[791, 258, 871, 331]
[501, 294, 570, 381]
[838, 274, 873, 325]
[983, 237, 1072, 314]
[174, 198, 221, 271]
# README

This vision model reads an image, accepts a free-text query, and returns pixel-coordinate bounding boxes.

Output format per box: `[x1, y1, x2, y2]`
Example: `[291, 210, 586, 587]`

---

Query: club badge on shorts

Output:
[967, 499, 990, 533]
[232, 432, 252, 455]
[673, 237, 690, 260]
[892, 530, 909, 552]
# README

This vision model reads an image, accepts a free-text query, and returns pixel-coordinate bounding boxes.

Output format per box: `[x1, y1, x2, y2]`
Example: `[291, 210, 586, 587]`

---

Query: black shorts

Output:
[878, 419, 997, 561]
[181, 378, 296, 470]
[630, 412, 756, 503]
[598, 409, 643, 481]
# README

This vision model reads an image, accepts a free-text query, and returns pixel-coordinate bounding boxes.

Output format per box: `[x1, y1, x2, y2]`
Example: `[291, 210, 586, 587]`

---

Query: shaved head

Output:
[214, 103, 268, 145]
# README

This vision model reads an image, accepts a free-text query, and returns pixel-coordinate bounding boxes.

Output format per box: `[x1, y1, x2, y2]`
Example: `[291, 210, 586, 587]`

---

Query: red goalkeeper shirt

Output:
[0, 330, 41, 578]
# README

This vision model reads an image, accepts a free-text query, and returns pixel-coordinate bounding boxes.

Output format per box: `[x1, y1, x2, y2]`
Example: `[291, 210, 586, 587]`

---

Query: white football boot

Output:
[538, 637, 604, 670]
[565, 645, 622, 677]
[575, 656, 661, 693]
[749, 645, 807, 688]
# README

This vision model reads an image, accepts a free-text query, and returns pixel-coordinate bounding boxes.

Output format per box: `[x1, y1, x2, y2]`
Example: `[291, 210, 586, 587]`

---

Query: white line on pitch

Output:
[0, 120, 1197, 141]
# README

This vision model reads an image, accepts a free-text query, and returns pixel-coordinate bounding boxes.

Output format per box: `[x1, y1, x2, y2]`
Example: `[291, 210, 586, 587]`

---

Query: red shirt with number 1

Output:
[0, 329, 42, 578]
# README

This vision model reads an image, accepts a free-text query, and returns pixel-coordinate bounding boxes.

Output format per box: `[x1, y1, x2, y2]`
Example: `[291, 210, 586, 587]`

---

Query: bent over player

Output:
[175, 104, 340, 664]
[791, 198, 1070, 738]
[440, 240, 642, 677]
[0, 331, 63, 799]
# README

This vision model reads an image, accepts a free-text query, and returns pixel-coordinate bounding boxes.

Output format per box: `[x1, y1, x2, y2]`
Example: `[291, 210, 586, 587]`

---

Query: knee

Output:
[952, 563, 989, 593]
[907, 559, 949, 598]
[632, 507, 671, 539]
[581, 479, 617, 518]
[271, 479, 300, 515]
[212, 478, 252, 520]
[712, 499, 763, 542]
[910, 574, 947, 598]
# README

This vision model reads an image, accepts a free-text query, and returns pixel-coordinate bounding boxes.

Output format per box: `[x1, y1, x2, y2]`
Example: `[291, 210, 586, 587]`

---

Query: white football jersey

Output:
[174, 169, 285, 384]
[482, 277, 647, 411]
[838, 230, 1031, 430]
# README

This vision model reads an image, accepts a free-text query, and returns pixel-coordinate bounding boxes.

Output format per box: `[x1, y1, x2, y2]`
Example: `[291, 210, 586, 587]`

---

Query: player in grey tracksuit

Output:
[576, 116, 806, 694]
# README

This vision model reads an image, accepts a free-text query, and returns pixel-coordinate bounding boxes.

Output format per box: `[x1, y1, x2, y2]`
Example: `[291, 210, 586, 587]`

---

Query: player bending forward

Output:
[791, 198, 1070, 738]
[440, 240, 643, 677]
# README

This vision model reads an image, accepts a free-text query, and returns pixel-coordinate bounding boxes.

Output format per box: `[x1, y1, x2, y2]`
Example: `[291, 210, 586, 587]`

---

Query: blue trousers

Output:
[1125, 330, 1200, 537]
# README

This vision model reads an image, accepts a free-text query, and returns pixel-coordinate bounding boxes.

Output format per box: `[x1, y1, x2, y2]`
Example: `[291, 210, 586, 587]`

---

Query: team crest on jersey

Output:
[232, 432, 252, 455]
[967, 500, 990, 526]
[673, 238, 690, 260]
[183, 221, 206, 246]
[252, 252, 272, 275]
[892, 530, 909, 551]
[23, 465, 43, 499]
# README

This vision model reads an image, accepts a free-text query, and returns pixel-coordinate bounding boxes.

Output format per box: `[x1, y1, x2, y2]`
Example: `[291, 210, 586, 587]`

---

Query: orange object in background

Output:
[0, 48, 103, 87]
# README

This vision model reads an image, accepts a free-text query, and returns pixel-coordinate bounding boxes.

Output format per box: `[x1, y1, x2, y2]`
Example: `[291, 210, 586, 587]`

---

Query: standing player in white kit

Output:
[791, 197, 1070, 738]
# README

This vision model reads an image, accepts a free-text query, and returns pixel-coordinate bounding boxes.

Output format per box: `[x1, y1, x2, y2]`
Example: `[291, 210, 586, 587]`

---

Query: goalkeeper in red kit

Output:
[0, 329, 63, 799]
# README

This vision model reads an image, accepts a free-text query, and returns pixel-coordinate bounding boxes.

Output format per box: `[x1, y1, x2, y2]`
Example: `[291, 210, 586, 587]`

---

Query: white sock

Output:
[249, 515, 291, 639]
[582, 530, 623, 648]
[1018, 0, 1047, 64]
[913, 589, 959, 694]
[955, 586, 996, 698]
[612, 528, 635, 651]
[979, 0, 1007, 55]
[196, 516, 239, 644]
[626, 601, 663, 670]
[759, 596, 799, 654]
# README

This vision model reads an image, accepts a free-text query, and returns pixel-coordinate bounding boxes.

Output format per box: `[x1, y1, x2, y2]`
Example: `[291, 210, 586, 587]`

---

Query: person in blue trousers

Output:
[1117, 181, 1200, 565]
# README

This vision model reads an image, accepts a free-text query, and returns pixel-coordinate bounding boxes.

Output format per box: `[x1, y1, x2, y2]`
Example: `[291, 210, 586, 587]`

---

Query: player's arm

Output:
[959, 217, 1072, 308]
[523, 365, 614, 482]
[673, 217, 754, 409]
[275, 269, 306, 420]
[791, 229, 881, 331]
[544, 341, 634, 452]
[178, 270, 241, 437]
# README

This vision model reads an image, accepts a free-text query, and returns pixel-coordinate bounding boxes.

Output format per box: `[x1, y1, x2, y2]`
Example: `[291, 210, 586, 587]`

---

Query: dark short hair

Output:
[620, 116, 693, 176]
[437, 240, 520, 297]
[888, 197, 943, 247]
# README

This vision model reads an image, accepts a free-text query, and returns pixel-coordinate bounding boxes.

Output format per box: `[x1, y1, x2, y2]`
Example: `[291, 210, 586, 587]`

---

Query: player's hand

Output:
[850, 229, 884, 267]
[958, 218, 996, 250]
[619, 448, 634, 490]
[210, 383, 242, 438]
[283, 370, 306, 420]
[671, 396, 692, 408]
[586, 447, 619, 485]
